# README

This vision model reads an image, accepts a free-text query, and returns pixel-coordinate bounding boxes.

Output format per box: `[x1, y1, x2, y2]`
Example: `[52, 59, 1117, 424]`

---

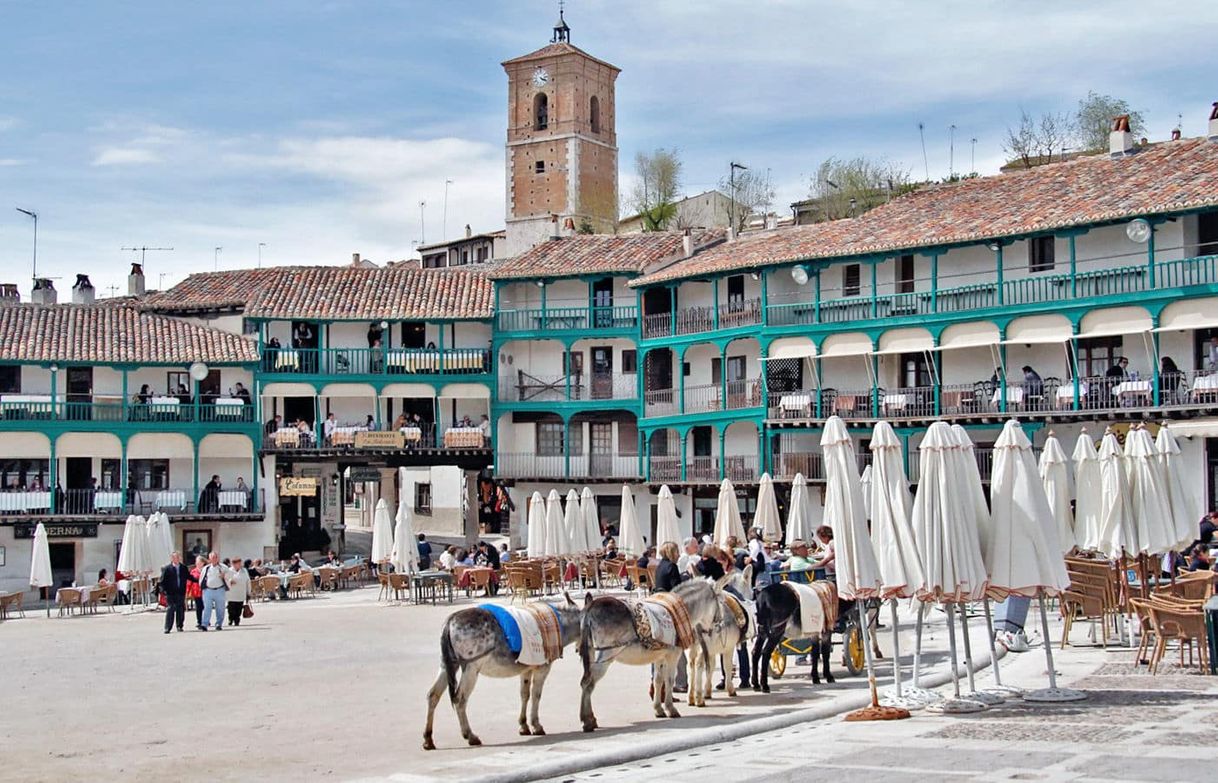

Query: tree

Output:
[1075, 91, 1146, 152]
[629, 148, 683, 231]
[804, 156, 910, 222]
[718, 165, 775, 232]
[1003, 108, 1075, 169]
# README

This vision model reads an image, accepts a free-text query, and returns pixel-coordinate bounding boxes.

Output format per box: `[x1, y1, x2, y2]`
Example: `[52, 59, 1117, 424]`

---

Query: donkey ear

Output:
[563, 590, 575, 607]
[583, 591, 594, 609]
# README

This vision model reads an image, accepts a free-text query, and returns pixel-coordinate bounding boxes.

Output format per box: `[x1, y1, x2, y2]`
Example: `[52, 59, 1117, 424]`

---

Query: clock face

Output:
[531, 67, 550, 87]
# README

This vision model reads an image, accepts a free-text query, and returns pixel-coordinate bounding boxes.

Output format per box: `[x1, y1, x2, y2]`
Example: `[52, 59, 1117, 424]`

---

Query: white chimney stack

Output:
[128, 263, 146, 296]
[1109, 115, 1134, 157]
[31, 278, 56, 305]
[352, 252, 361, 265]
[727, 226, 737, 243]
[71, 274, 95, 305]
[682, 228, 694, 258]
[550, 214, 560, 240]
[464, 224, 472, 239]
[1209, 102, 1218, 141]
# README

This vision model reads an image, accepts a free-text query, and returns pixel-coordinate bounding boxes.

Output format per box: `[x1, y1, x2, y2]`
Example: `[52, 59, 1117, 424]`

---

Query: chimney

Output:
[31, 278, 56, 305]
[549, 214, 560, 241]
[682, 227, 694, 258]
[128, 262, 146, 296]
[727, 226, 737, 243]
[1209, 102, 1218, 140]
[352, 252, 361, 265]
[72, 274, 95, 304]
[562, 217, 576, 237]
[464, 224, 472, 239]
[1109, 115, 1134, 157]
[1171, 128, 1182, 141]
[0, 283, 20, 304]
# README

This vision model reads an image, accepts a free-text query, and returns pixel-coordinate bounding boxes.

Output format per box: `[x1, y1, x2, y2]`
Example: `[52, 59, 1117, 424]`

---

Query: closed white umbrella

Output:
[990, 419, 1083, 703]
[370, 499, 394, 566]
[655, 484, 680, 548]
[859, 464, 873, 519]
[30, 521, 53, 616]
[391, 469, 420, 575]
[785, 473, 814, 546]
[580, 487, 602, 551]
[951, 424, 992, 574]
[617, 485, 645, 556]
[821, 415, 896, 720]
[1126, 427, 1175, 556]
[869, 421, 928, 709]
[912, 422, 989, 713]
[118, 515, 149, 575]
[712, 478, 746, 549]
[1072, 432, 1104, 551]
[565, 489, 586, 553]
[526, 491, 546, 558]
[754, 473, 782, 543]
[1156, 427, 1199, 550]
[158, 511, 174, 563]
[145, 512, 173, 571]
[1096, 431, 1137, 559]
[1039, 434, 1076, 555]
[544, 490, 569, 557]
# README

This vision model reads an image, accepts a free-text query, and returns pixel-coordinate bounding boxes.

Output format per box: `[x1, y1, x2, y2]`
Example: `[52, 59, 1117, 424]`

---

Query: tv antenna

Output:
[121, 246, 174, 266]
[917, 123, 929, 181]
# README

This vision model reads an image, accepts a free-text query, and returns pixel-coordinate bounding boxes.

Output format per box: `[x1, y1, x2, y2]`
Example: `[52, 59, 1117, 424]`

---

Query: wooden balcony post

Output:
[1151, 315, 1161, 406]
[870, 261, 878, 318]
[680, 435, 687, 482]
[563, 417, 571, 479]
[121, 368, 129, 423]
[119, 436, 128, 511]
[760, 272, 768, 327]
[191, 436, 200, 513]
[669, 286, 676, 335]
[930, 253, 939, 313]
[1068, 235, 1078, 299]
[713, 278, 720, 331]
[718, 427, 726, 481]
[995, 244, 1005, 306]
[49, 438, 57, 513]
[1146, 223, 1157, 288]
[814, 270, 821, 324]
[678, 347, 686, 415]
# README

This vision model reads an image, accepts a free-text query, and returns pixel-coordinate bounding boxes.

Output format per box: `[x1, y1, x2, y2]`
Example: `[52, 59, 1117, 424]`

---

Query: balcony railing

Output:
[497, 372, 638, 403]
[641, 299, 761, 339]
[0, 397, 255, 426]
[496, 452, 641, 480]
[685, 456, 719, 482]
[770, 451, 824, 481]
[0, 487, 264, 517]
[496, 305, 638, 333]
[642, 379, 763, 418]
[261, 347, 490, 376]
[650, 455, 681, 482]
[264, 422, 489, 451]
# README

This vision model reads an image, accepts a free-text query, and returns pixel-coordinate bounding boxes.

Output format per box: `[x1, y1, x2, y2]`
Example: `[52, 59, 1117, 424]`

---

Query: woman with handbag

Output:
[226, 557, 251, 627]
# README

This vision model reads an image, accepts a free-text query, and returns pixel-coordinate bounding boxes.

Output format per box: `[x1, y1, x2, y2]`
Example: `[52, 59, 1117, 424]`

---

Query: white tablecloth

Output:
[150, 396, 180, 413]
[990, 386, 1024, 405]
[444, 427, 484, 448]
[275, 350, 299, 369]
[882, 393, 909, 411]
[214, 397, 245, 416]
[779, 394, 812, 414]
[1114, 380, 1152, 398]
[400, 426, 422, 442]
[0, 491, 51, 512]
[94, 491, 124, 511]
[1055, 381, 1089, 401]
[218, 490, 247, 508]
[157, 490, 187, 510]
[1192, 374, 1218, 392]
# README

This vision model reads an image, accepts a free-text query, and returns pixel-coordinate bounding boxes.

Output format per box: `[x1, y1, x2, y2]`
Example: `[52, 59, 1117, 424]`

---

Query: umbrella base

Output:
[844, 704, 911, 722]
[1023, 687, 1087, 703]
[879, 694, 927, 711]
[888, 686, 941, 705]
[926, 697, 987, 714]
[983, 685, 1025, 698]
[964, 689, 1005, 706]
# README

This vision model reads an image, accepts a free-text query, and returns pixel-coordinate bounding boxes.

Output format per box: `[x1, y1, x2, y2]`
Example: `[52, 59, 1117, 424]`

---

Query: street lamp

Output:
[15, 207, 37, 283]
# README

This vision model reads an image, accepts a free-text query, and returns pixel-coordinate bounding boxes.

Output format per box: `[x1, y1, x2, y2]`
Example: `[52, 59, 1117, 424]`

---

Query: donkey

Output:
[578, 578, 722, 731]
[750, 580, 836, 693]
[688, 591, 751, 707]
[423, 594, 582, 750]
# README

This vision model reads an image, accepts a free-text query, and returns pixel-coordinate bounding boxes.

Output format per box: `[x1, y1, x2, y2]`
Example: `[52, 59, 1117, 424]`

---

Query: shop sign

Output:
[346, 466, 383, 482]
[354, 431, 404, 449]
[14, 523, 98, 539]
[279, 477, 318, 497]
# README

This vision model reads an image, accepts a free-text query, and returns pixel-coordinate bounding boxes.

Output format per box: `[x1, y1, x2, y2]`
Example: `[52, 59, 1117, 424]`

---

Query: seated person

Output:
[604, 538, 619, 560]
[1187, 548, 1213, 572]
[781, 540, 815, 571]
[696, 544, 726, 581]
[811, 526, 836, 577]
[96, 568, 110, 586]
[438, 546, 458, 571]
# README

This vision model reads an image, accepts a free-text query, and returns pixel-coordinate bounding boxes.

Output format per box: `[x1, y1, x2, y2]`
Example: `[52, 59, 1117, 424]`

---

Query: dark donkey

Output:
[423, 594, 583, 750]
[750, 580, 837, 692]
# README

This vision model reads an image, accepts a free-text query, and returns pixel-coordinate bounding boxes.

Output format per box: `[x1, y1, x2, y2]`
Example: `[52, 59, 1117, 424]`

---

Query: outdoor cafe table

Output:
[1114, 379, 1152, 405]
[1055, 380, 1090, 407]
[156, 490, 187, 510]
[456, 566, 499, 591]
[399, 426, 422, 443]
[0, 393, 54, 418]
[0, 491, 52, 513]
[274, 428, 301, 448]
[213, 397, 245, 417]
[414, 570, 455, 605]
[882, 392, 909, 414]
[94, 491, 124, 512]
[443, 428, 484, 448]
[218, 490, 248, 511]
[149, 396, 181, 416]
[1193, 373, 1218, 402]
[275, 350, 300, 370]
[329, 426, 366, 447]
[991, 385, 1024, 407]
[779, 393, 812, 417]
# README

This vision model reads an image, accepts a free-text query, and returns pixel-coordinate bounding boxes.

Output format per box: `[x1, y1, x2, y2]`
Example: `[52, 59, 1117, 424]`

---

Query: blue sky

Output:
[2, 0, 1217, 297]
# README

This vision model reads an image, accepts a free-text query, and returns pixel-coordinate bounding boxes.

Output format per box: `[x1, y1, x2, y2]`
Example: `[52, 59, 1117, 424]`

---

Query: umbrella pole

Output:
[845, 600, 909, 721]
[890, 599, 903, 698]
[957, 601, 1002, 705]
[982, 598, 1022, 697]
[925, 602, 985, 713]
[1024, 590, 1086, 702]
[893, 600, 938, 705]
[912, 601, 925, 688]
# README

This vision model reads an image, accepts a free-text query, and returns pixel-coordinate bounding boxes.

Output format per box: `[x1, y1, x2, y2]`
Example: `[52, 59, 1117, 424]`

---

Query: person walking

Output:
[188, 555, 205, 630]
[160, 552, 190, 634]
[226, 557, 251, 627]
[198, 552, 231, 631]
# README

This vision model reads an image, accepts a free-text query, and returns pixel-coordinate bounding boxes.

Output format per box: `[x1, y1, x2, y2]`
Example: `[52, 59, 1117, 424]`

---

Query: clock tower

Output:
[502, 10, 620, 254]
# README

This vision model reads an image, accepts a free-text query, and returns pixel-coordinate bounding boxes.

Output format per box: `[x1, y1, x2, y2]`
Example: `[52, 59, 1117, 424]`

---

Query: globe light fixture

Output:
[791, 265, 809, 285]
[1126, 218, 1151, 243]
[189, 362, 210, 382]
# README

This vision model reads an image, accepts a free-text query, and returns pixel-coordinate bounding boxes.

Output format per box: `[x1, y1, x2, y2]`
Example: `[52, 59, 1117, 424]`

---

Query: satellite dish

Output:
[1125, 218, 1151, 244]
[189, 362, 210, 382]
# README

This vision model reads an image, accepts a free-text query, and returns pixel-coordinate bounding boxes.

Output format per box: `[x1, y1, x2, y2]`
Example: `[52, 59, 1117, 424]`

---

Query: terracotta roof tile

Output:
[0, 304, 258, 364]
[501, 42, 619, 71]
[489, 230, 726, 280]
[142, 268, 285, 312]
[242, 266, 494, 320]
[633, 137, 1218, 286]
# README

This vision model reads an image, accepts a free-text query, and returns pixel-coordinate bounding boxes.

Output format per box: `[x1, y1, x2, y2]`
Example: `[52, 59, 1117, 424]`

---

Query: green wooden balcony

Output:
[0, 397, 256, 430]
[496, 305, 638, 334]
[260, 347, 491, 377]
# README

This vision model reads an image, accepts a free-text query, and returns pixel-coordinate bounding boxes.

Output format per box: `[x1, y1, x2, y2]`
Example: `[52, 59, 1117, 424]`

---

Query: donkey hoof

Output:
[825, 674, 836, 684]
[467, 734, 482, 747]
[519, 725, 532, 736]
[667, 708, 681, 719]
[532, 725, 546, 736]
[654, 707, 666, 718]
[582, 722, 597, 733]
[422, 737, 436, 751]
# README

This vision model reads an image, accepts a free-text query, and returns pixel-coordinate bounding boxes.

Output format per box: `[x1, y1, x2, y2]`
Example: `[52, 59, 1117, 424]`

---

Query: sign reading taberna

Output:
[15, 523, 98, 539]
[279, 477, 319, 497]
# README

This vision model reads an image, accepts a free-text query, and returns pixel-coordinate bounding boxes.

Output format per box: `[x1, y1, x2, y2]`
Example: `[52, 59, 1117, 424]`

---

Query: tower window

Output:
[534, 92, 548, 131]
[535, 160, 546, 173]
[590, 95, 600, 134]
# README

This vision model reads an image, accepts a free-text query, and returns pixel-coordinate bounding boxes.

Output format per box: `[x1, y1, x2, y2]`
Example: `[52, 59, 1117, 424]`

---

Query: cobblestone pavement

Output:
[543, 632, 1218, 783]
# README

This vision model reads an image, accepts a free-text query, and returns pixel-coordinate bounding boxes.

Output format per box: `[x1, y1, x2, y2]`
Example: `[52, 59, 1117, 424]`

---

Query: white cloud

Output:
[92, 147, 163, 166]
[0, 158, 22, 167]
[0, 117, 16, 132]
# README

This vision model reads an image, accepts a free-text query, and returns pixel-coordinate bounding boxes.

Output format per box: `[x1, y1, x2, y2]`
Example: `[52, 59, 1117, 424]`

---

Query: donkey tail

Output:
[440, 623, 460, 703]
[578, 594, 595, 674]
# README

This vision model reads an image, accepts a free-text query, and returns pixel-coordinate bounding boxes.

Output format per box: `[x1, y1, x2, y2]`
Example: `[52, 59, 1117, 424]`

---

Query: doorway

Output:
[66, 367, 92, 421]
[65, 457, 91, 513]
[591, 346, 613, 399]
[589, 422, 613, 476]
[592, 278, 614, 328]
[49, 542, 76, 588]
[282, 396, 315, 427]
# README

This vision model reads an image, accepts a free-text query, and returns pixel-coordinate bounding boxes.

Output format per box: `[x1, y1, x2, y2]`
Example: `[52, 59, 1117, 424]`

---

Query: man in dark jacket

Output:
[160, 551, 191, 633]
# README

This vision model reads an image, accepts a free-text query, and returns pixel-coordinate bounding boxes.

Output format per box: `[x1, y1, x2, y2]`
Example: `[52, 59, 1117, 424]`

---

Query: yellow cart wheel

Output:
[844, 623, 865, 676]
[770, 648, 787, 678]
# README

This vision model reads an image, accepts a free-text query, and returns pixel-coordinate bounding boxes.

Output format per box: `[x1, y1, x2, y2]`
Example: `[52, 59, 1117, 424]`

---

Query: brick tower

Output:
[502, 10, 620, 255]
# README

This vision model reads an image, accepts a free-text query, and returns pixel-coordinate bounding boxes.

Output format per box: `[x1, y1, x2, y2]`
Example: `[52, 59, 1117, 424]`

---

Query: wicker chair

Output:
[0, 590, 24, 619]
[506, 567, 543, 604]
[388, 573, 412, 601]
[57, 588, 84, 617]
[256, 575, 280, 601]
[1146, 599, 1210, 674]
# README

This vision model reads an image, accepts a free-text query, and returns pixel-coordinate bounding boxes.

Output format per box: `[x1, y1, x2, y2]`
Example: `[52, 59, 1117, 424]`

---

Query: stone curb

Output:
[465, 643, 1006, 783]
